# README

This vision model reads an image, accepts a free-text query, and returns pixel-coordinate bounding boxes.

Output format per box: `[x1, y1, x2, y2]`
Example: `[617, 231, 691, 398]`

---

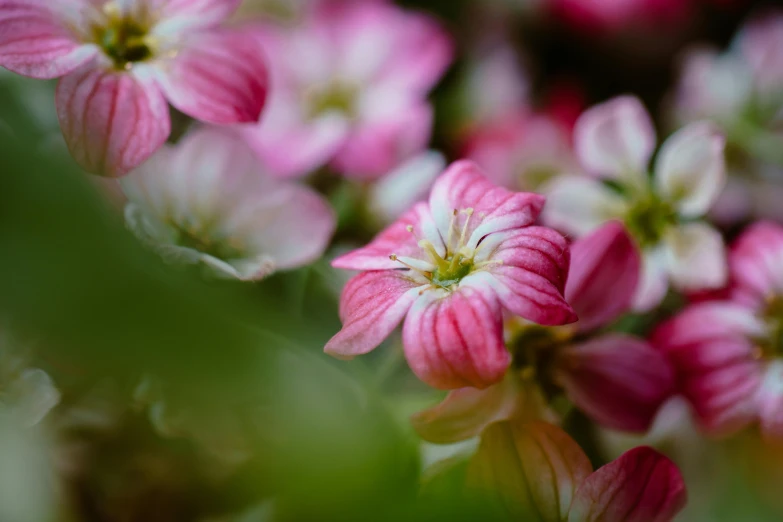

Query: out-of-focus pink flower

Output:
[738, 11, 783, 99]
[468, 420, 687, 522]
[241, 0, 453, 179]
[548, 0, 691, 34]
[0, 0, 268, 177]
[543, 96, 728, 311]
[654, 221, 783, 441]
[412, 222, 674, 442]
[121, 127, 335, 280]
[326, 161, 576, 390]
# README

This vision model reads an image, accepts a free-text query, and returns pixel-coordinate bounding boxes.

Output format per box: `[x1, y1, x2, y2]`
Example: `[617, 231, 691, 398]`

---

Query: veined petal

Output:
[574, 95, 655, 184]
[0, 1, 98, 79]
[402, 285, 510, 390]
[566, 221, 640, 332]
[332, 202, 442, 271]
[556, 335, 675, 433]
[467, 421, 592, 522]
[541, 175, 628, 237]
[757, 361, 783, 441]
[663, 222, 727, 292]
[632, 246, 669, 312]
[428, 161, 545, 248]
[156, 28, 267, 124]
[730, 221, 783, 306]
[56, 65, 170, 176]
[568, 447, 686, 522]
[151, 0, 242, 34]
[473, 227, 576, 326]
[654, 122, 726, 218]
[325, 271, 421, 359]
[411, 375, 519, 444]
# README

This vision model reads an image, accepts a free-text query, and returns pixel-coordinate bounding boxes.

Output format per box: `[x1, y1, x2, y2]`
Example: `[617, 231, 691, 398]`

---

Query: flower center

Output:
[389, 208, 500, 290]
[623, 192, 678, 248]
[757, 294, 783, 358]
[306, 82, 358, 119]
[93, 2, 155, 69]
[175, 227, 245, 261]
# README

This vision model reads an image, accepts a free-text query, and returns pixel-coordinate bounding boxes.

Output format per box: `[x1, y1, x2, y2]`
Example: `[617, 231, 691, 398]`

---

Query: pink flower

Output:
[241, 0, 453, 179]
[543, 96, 728, 311]
[412, 222, 674, 443]
[0, 0, 268, 176]
[325, 160, 576, 390]
[548, 0, 691, 33]
[468, 420, 687, 522]
[121, 127, 335, 280]
[653, 221, 783, 441]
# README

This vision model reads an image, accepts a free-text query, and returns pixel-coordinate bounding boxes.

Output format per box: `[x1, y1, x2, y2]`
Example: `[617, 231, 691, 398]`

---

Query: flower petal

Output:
[428, 160, 545, 248]
[6, 369, 60, 428]
[151, 0, 241, 33]
[568, 446, 687, 522]
[402, 285, 510, 390]
[541, 175, 628, 237]
[652, 302, 766, 436]
[556, 334, 675, 432]
[0, 1, 98, 79]
[56, 65, 170, 176]
[574, 95, 655, 183]
[156, 28, 267, 124]
[566, 221, 640, 332]
[730, 221, 783, 307]
[411, 375, 519, 444]
[324, 271, 422, 359]
[467, 420, 592, 522]
[473, 226, 576, 326]
[632, 246, 670, 312]
[663, 222, 727, 292]
[758, 361, 783, 441]
[654, 122, 726, 217]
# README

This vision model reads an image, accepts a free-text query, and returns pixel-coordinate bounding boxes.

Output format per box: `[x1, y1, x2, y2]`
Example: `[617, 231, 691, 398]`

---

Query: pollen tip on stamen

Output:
[462, 207, 474, 216]
[405, 225, 414, 233]
[389, 254, 398, 261]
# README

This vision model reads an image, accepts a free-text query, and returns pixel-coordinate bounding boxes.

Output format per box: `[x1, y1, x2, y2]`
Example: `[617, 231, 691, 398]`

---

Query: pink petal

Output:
[332, 202, 442, 271]
[402, 285, 510, 390]
[410, 376, 519, 444]
[556, 334, 675, 432]
[566, 221, 640, 332]
[574, 95, 656, 182]
[569, 447, 686, 522]
[757, 361, 783, 441]
[152, 0, 241, 33]
[325, 271, 422, 359]
[467, 420, 593, 521]
[654, 122, 726, 218]
[428, 160, 546, 248]
[0, 1, 98, 79]
[474, 227, 577, 326]
[156, 28, 267, 124]
[56, 65, 170, 177]
[730, 221, 783, 307]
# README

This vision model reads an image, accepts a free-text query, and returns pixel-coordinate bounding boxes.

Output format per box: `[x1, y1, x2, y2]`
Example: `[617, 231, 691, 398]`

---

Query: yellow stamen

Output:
[445, 208, 458, 254]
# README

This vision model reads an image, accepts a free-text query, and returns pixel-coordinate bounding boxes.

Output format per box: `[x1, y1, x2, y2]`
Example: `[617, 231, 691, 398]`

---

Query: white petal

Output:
[540, 175, 628, 237]
[663, 222, 728, 291]
[632, 246, 670, 312]
[655, 122, 727, 217]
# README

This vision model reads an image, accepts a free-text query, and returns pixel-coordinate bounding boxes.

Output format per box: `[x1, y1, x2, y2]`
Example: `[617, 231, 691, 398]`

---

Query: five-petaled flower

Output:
[653, 221, 783, 441]
[543, 95, 728, 311]
[0, 0, 268, 176]
[468, 420, 687, 522]
[412, 222, 674, 443]
[121, 127, 335, 281]
[242, 0, 453, 179]
[326, 160, 577, 390]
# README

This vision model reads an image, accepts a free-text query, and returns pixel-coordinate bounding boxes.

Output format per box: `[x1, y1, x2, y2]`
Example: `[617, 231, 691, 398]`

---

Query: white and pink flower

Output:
[121, 127, 335, 280]
[543, 95, 728, 311]
[0, 0, 268, 176]
[326, 160, 576, 390]
[468, 420, 687, 522]
[412, 221, 674, 443]
[241, 0, 453, 179]
[653, 221, 783, 441]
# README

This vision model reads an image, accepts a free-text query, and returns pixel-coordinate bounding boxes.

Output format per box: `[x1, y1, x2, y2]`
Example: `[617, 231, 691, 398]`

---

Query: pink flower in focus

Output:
[242, 0, 453, 179]
[121, 127, 335, 280]
[325, 161, 576, 390]
[543, 96, 728, 311]
[653, 221, 783, 441]
[0, 0, 268, 176]
[412, 222, 674, 443]
[468, 420, 687, 522]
